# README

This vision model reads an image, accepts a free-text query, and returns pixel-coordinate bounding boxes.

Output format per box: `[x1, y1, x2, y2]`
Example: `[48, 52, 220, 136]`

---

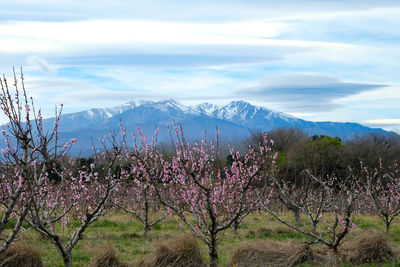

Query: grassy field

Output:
[6, 212, 400, 266]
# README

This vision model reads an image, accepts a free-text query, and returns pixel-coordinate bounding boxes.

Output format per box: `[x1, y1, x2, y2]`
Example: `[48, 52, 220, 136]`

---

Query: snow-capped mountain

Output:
[36, 99, 389, 155]
[190, 100, 297, 128]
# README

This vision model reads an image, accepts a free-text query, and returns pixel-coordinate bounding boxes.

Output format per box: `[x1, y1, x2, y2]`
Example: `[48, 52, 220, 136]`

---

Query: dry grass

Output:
[140, 235, 206, 267]
[341, 232, 396, 265]
[89, 243, 129, 267]
[231, 233, 399, 266]
[230, 240, 313, 267]
[394, 246, 400, 262]
[308, 246, 343, 266]
[10, 212, 400, 266]
[0, 241, 43, 267]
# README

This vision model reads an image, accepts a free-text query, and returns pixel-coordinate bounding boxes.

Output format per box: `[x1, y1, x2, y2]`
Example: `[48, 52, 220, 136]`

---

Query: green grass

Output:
[5, 212, 400, 266]
[5, 219, 30, 230]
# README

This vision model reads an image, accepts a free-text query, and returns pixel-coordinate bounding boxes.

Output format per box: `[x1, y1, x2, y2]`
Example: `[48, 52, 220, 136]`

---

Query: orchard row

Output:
[0, 71, 399, 267]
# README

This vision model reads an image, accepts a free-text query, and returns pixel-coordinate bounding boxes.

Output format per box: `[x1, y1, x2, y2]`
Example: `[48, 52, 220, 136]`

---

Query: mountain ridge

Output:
[32, 99, 391, 155]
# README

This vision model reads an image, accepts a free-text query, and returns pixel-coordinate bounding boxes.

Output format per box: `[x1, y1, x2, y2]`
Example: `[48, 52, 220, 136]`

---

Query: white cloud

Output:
[0, 1, 399, 128]
[287, 112, 316, 118]
[26, 55, 56, 74]
[236, 74, 386, 111]
[95, 68, 239, 92]
[3, 0, 399, 23]
[364, 119, 400, 125]
[0, 20, 357, 55]
[362, 119, 400, 131]
[17, 71, 240, 120]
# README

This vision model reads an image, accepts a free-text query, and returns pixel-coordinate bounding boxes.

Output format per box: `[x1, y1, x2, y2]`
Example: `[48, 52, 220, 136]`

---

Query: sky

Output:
[0, 0, 399, 131]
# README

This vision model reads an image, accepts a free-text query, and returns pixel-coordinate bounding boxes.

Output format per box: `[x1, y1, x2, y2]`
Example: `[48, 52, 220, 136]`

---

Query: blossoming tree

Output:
[360, 160, 400, 232]
[131, 126, 275, 267]
[0, 69, 61, 253]
[25, 138, 122, 267]
[263, 170, 359, 253]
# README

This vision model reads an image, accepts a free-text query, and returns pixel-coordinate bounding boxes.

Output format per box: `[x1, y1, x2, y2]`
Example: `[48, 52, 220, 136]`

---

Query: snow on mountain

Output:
[190, 100, 293, 123]
[50, 99, 389, 136]
[31, 99, 391, 155]
[190, 102, 219, 116]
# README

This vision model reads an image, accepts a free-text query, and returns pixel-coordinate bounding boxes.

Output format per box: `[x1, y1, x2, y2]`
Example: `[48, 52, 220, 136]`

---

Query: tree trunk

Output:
[62, 252, 72, 267]
[52, 236, 72, 267]
[232, 221, 239, 235]
[209, 234, 219, 267]
[312, 221, 317, 233]
[385, 221, 390, 233]
[293, 208, 300, 224]
[142, 222, 149, 238]
[143, 194, 150, 238]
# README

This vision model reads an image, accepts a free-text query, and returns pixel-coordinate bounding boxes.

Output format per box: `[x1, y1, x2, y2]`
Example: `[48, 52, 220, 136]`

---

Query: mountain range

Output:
[36, 99, 389, 156]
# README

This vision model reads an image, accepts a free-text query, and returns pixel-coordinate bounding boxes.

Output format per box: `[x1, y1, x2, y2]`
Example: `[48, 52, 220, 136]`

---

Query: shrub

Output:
[89, 244, 129, 267]
[230, 240, 312, 267]
[144, 235, 206, 267]
[0, 242, 43, 267]
[342, 232, 395, 265]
